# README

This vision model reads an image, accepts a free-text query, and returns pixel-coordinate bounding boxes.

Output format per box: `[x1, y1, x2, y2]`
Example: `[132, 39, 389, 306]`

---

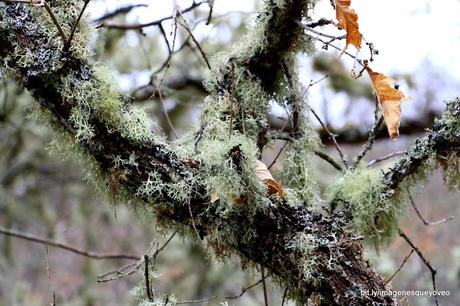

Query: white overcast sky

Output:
[88, 0, 460, 128]
[89, 0, 460, 75]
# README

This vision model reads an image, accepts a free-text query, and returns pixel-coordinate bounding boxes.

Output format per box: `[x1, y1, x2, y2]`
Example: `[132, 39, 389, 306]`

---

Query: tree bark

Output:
[1, 1, 458, 305]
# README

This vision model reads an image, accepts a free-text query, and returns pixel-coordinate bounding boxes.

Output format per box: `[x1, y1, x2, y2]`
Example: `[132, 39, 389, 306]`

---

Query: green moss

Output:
[327, 168, 408, 247]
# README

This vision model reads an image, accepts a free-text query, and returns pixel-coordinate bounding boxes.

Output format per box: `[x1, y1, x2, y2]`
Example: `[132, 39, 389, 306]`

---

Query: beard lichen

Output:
[286, 232, 319, 280]
[435, 98, 460, 192]
[438, 152, 460, 193]
[61, 65, 159, 145]
[327, 167, 408, 248]
[196, 134, 271, 217]
[277, 118, 322, 208]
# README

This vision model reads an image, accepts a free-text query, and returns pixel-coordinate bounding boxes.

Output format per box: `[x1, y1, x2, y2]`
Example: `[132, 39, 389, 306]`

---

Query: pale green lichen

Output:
[32, 0, 93, 59]
[130, 275, 177, 306]
[436, 98, 460, 142]
[196, 134, 271, 217]
[278, 126, 322, 207]
[286, 232, 318, 280]
[327, 167, 408, 247]
[438, 152, 460, 192]
[60, 65, 161, 145]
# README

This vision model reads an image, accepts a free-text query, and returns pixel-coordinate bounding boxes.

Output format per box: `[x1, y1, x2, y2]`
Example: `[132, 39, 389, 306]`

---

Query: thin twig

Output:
[97, 231, 177, 283]
[205, 0, 214, 25]
[261, 268, 269, 306]
[308, 106, 349, 168]
[157, 88, 178, 139]
[367, 151, 406, 166]
[144, 255, 154, 301]
[0, 226, 139, 260]
[306, 18, 333, 28]
[176, 18, 211, 70]
[352, 113, 384, 169]
[177, 275, 270, 304]
[315, 151, 343, 171]
[43, 2, 67, 43]
[176, 296, 217, 304]
[301, 28, 364, 67]
[99, 1, 208, 30]
[399, 230, 439, 306]
[383, 249, 414, 287]
[225, 276, 268, 300]
[281, 288, 288, 306]
[268, 141, 288, 169]
[63, 0, 90, 52]
[92, 4, 147, 23]
[408, 192, 454, 226]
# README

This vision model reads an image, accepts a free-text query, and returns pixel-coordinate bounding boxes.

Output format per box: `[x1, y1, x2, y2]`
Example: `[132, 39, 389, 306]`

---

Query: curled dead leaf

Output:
[209, 160, 286, 205]
[255, 160, 286, 198]
[335, 0, 362, 56]
[366, 67, 412, 140]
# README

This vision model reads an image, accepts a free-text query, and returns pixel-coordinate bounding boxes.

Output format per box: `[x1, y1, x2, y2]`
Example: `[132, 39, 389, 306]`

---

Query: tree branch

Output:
[1, 2, 458, 305]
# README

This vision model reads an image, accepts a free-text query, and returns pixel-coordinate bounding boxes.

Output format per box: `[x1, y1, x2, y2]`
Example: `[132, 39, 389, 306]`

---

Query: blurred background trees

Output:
[0, 0, 459, 305]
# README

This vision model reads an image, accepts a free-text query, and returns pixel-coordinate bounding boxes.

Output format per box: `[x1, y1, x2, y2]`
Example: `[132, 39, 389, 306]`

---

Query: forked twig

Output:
[308, 106, 348, 168]
[63, 0, 90, 52]
[97, 231, 177, 283]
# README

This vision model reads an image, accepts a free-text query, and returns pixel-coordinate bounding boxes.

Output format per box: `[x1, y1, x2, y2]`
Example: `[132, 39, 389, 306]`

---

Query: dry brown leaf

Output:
[335, 0, 362, 54]
[366, 67, 411, 140]
[209, 161, 286, 204]
[255, 160, 286, 198]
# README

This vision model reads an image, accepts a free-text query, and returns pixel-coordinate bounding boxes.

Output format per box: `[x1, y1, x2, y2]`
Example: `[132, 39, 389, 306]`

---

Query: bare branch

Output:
[99, 1, 208, 30]
[399, 230, 439, 306]
[352, 113, 384, 169]
[0, 226, 139, 260]
[383, 249, 414, 287]
[408, 192, 454, 226]
[367, 151, 406, 167]
[97, 231, 177, 283]
[92, 4, 147, 23]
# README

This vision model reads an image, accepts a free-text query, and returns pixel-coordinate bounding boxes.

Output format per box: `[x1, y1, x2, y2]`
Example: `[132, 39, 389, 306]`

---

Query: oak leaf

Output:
[366, 67, 411, 140]
[335, 0, 362, 54]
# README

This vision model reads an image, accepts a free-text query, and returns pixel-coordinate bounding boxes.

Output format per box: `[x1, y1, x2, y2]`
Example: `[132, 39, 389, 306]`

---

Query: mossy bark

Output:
[1, 1, 459, 305]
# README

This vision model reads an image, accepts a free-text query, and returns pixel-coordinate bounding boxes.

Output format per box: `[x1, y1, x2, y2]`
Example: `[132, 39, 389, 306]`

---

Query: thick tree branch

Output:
[2, 2, 458, 305]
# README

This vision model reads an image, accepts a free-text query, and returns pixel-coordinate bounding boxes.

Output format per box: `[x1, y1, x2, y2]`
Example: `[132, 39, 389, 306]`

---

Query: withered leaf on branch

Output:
[335, 0, 362, 55]
[255, 160, 286, 198]
[209, 160, 286, 205]
[366, 67, 411, 140]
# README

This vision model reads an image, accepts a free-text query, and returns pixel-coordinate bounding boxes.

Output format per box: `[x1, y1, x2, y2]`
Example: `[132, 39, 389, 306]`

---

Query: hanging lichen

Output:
[327, 167, 408, 247]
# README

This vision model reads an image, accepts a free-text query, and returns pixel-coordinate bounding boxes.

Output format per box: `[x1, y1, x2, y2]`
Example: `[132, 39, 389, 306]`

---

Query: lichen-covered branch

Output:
[1, 1, 459, 305]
